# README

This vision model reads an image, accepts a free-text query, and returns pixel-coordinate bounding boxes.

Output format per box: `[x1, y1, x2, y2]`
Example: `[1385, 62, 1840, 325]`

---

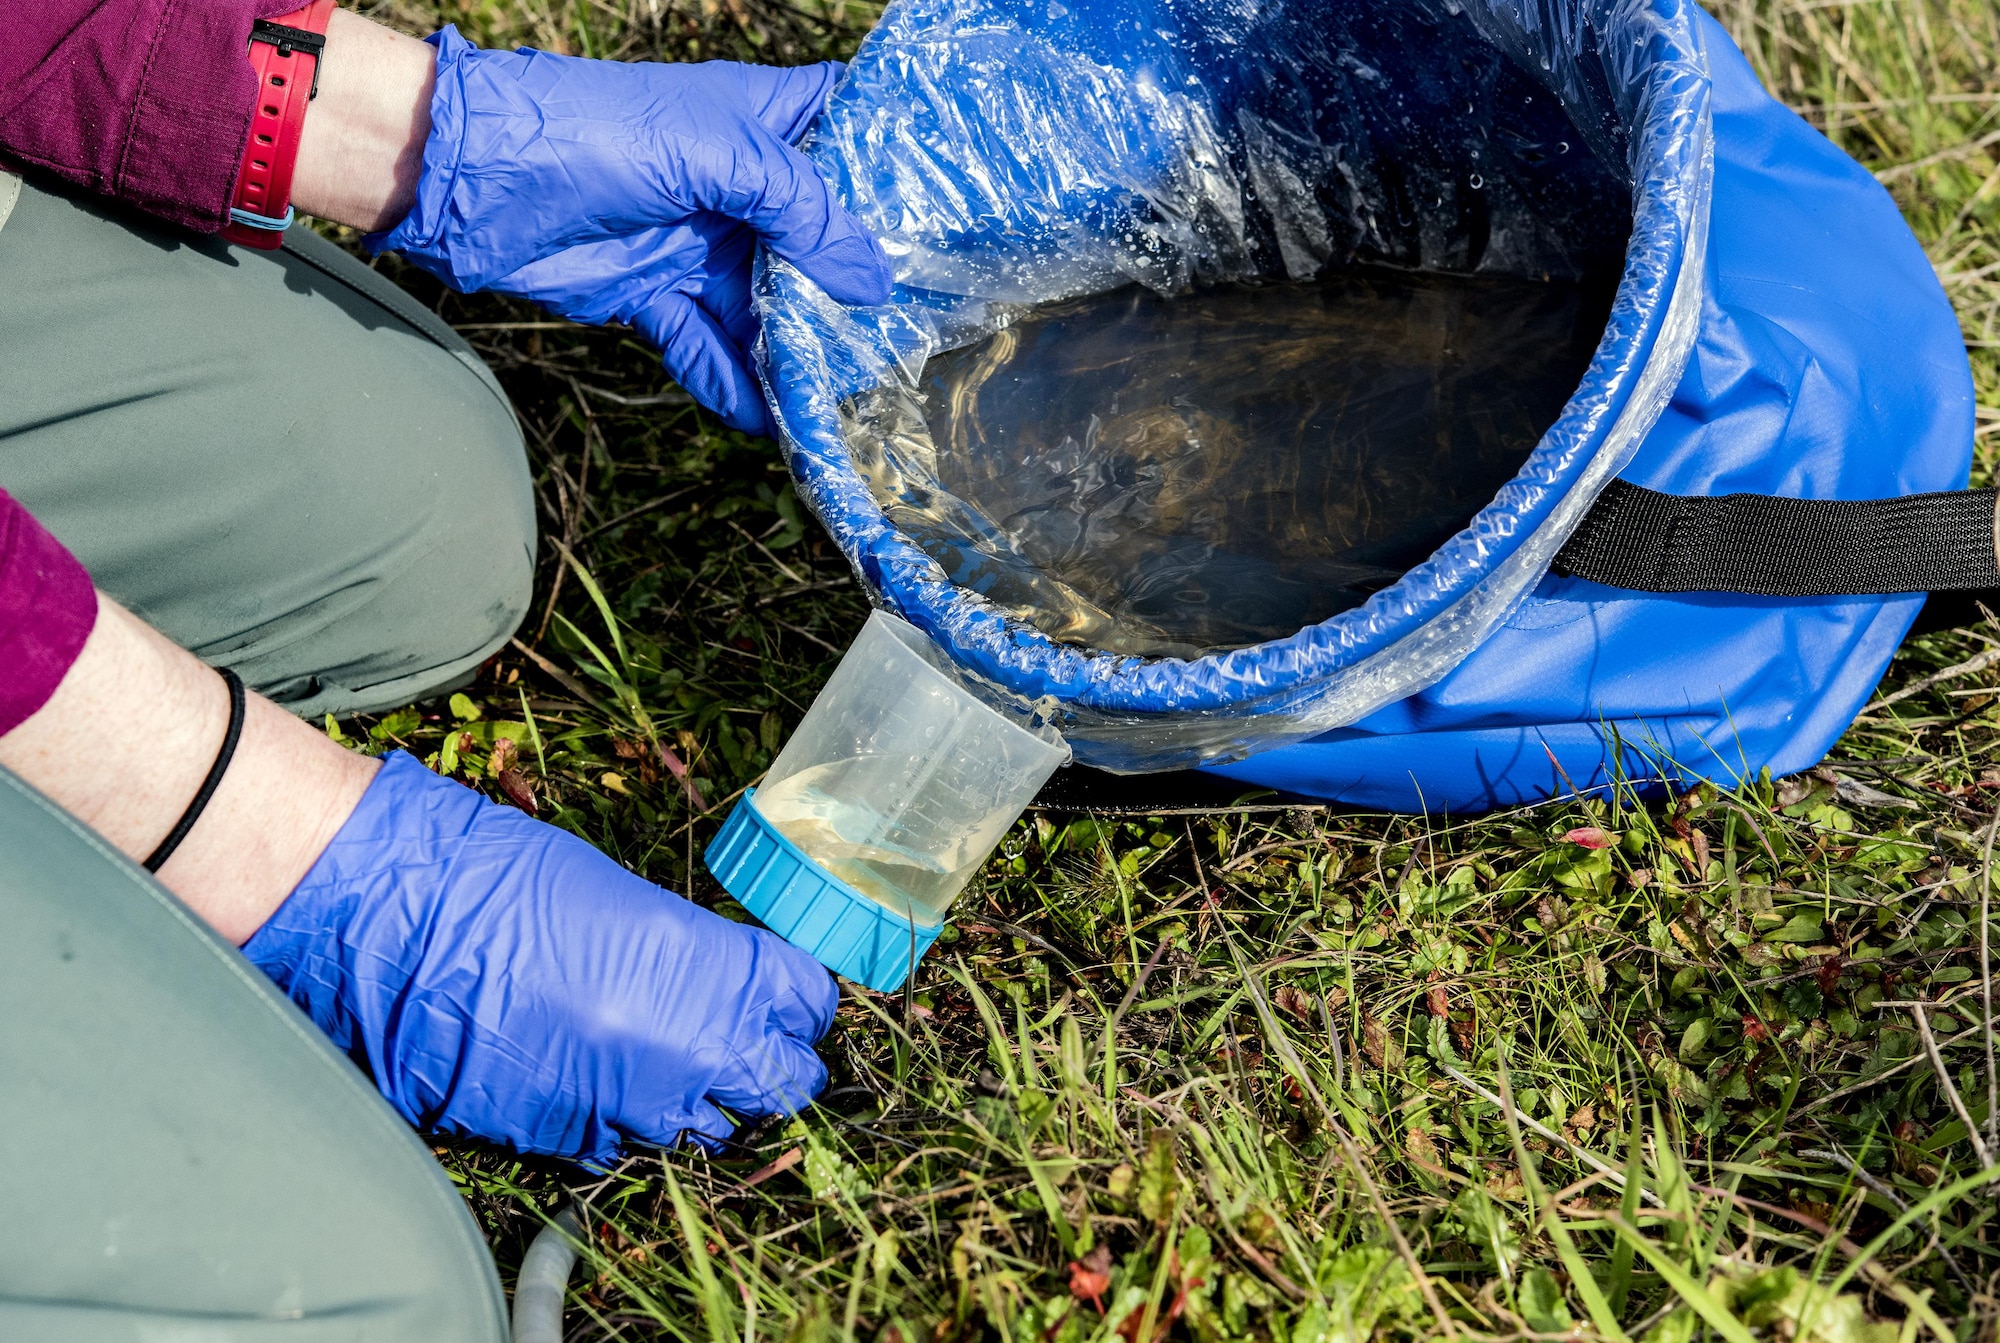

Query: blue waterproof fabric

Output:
[754, 0, 1973, 810]
[1207, 21, 1974, 810]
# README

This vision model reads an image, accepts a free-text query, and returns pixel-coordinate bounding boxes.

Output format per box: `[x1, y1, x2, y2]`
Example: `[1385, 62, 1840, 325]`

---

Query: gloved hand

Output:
[242, 751, 838, 1164]
[371, 26, 893, 434]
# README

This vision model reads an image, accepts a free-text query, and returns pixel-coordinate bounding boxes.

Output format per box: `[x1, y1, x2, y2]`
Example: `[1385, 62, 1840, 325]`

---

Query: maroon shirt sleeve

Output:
[0, 491, 98, 735]
[0, 0, 304, 232]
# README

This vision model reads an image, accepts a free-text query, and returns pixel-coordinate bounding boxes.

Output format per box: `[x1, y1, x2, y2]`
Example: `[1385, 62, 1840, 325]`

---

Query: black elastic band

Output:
[144, 667, 247, 873]
[248, 19, 326, 98]
[1552, 479, 2000, 597]
[249, 19, 325, 58]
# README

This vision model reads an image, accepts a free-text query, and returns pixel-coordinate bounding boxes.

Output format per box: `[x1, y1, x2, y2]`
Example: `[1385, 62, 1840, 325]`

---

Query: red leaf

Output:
[497, 768, 538, 816]
[1273, 985, 1316, 1021]
[657, 743, 710, 812]
[1115, 1252, 1197, 1343]
[1564, 826, 1615, 849]
[1360, 1013, 1390, 1069]
[1742, 1013, 1770, 1042]
[1066, 1246, 1112, 1312]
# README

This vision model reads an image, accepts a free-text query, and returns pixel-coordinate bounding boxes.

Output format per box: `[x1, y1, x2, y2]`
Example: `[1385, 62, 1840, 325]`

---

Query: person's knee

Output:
[0, 179, 539, 715]
[258, 400, 538, 719]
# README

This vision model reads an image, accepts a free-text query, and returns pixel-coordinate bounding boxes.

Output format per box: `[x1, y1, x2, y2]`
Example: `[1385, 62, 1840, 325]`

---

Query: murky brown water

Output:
[842, 265, 1612, 659]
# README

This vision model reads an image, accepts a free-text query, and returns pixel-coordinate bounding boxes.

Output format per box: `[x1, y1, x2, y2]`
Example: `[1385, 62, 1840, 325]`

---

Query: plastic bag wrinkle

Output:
[757, 0, 1713, 770]
[855, 268, 1613, 660]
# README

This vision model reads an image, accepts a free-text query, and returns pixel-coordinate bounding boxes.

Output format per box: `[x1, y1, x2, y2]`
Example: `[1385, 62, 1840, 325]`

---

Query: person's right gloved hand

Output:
[371, 26, 893, 435]
[242, 750, 839, 1165]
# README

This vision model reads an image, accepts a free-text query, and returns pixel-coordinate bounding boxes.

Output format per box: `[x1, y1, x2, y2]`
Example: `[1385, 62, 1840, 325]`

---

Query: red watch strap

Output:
[221, 0, 335, 250]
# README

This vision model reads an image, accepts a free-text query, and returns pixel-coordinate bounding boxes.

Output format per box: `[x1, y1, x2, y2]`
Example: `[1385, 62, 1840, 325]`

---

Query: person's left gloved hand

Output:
[243, 751, 839, 1164]
[372, 27, 893, 434]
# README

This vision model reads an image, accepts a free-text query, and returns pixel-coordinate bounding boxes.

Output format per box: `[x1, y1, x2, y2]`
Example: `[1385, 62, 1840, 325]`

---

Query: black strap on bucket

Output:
[1551, 480, 2000, 596]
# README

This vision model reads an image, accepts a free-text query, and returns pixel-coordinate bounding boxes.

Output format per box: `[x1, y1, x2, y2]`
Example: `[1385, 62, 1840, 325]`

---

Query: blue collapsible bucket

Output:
[754, 0, 1977, 813]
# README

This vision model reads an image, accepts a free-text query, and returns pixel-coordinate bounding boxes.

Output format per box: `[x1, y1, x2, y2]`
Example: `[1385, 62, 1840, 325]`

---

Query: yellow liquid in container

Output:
[754, 765, 985, 925]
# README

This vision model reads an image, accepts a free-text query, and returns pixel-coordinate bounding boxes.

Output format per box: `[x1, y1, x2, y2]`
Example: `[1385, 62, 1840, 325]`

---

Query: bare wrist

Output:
[0, 598, 379, 944]
[290, 9, 436, 233]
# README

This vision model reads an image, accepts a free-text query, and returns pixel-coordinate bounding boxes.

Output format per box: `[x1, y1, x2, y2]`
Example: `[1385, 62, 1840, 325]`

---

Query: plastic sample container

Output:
[706, 610, 1069, 991]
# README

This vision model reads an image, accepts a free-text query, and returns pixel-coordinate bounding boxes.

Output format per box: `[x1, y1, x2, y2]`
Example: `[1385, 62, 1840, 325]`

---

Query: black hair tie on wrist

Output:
[144, 666, 247, 873]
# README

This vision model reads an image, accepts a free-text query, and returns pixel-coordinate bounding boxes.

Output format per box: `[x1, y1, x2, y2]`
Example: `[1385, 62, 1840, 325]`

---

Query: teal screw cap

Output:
[705, 790, 944, 994]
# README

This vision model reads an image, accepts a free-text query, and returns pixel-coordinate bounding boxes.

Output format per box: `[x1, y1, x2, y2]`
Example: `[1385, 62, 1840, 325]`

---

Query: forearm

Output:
[292, 9, 437, 233]
[0, 597, 377, 943]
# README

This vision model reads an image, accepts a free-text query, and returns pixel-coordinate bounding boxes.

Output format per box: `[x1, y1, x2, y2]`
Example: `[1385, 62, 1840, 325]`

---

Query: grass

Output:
[332, 0, 2000, 1336]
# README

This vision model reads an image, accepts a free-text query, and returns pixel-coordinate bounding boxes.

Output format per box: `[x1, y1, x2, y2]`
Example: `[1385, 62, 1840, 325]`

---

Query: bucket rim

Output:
[758, 0, 1716, 754]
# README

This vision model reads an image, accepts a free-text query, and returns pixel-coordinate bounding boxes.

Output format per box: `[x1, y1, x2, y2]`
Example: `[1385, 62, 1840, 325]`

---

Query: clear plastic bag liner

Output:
[848, 267, 1617, 660]
[756, 0, 1712, 771]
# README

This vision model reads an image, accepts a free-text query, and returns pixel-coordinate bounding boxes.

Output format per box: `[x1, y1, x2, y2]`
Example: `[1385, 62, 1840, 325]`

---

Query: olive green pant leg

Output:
[0, 170, 535, 717]
[0, 766, 509, 1341]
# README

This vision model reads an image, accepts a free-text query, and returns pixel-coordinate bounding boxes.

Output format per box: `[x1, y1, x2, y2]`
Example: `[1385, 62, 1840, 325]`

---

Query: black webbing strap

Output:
[1550, 479, 2000, 596]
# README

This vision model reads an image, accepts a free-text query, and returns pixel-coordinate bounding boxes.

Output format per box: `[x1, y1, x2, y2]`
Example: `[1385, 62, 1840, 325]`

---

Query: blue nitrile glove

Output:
[242, 751, 838, 1164]
[371, 27, 892, 435]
